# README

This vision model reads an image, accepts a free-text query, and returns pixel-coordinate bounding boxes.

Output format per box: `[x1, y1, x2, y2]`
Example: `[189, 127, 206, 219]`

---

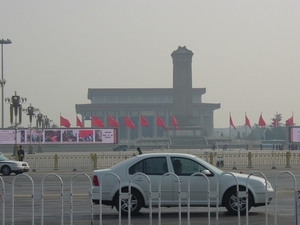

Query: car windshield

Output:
[193, 155, 223, 173]
[0, 155, 9, 161]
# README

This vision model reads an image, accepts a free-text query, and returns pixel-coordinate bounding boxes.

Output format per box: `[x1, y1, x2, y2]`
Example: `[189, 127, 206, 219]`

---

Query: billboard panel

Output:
[0, 130, 16, 144]
[0, 128, 118, 144]
[289, 127, 300, 143]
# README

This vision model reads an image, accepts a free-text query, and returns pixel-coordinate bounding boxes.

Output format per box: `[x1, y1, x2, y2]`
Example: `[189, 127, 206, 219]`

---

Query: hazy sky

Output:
[0, 1, 299, 129]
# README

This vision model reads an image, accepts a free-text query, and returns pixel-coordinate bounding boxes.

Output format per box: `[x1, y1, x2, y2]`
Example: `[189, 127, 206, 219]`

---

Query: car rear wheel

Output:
[1, 166, 11, 176]
[115, 189, 143, 215]
[223, 187, 253, 215]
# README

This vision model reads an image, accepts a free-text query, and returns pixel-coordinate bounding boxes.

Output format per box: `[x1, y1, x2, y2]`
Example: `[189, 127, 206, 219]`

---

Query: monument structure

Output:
[170, 46, 205, 147]
[172, 46, 194, 126]
[75, 46, 220, 148]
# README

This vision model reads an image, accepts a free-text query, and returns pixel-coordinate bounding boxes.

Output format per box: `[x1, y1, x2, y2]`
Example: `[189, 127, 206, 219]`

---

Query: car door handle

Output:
[134, 178, 144, 182]
[174, 179, 182, 182]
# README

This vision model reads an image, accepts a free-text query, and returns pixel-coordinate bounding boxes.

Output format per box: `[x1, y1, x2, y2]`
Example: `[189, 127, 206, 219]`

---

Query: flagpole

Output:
[245, 112, 247, 150]
[229, 112, 231, 139]
[276, 112, 278, 142]
[260, 112, 263, 141]
[173, 127, 175, 150]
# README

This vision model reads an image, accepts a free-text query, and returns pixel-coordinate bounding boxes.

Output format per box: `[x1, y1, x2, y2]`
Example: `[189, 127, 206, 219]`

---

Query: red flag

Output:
[245, 115, 251, 129]
[273, 116, 278, 128]
[140, 115, 149, 127]
[76, 116, 84, 128]
[172, 116, 178, 130]
[258, 114, 266, 127]
[91, 116, 105, 128]
[285, 116, 294, 127]
[124, 116, 135, 130]
[60, 116, 71, 128]
[108, 115, 119, 127]
[156, 116, 167, 131]
[229, 115, 236, 130]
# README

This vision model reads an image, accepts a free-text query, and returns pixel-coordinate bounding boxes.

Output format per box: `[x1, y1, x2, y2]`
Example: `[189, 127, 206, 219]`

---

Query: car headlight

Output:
[22, 163, 27, 166]
[267, 181, 273, 189]
[261, 180, 272, 189]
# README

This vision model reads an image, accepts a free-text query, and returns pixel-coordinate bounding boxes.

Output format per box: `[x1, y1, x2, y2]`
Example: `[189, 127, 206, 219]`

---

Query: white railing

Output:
[0, 171, 297, 225]
[4, 150, 300, 170]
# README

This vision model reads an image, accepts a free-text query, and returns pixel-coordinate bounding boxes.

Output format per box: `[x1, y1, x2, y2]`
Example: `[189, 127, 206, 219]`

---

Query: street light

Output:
[44, 116, 52, 128]
[5, 91, 27, 156]
[23, 104, 39, 154]
[36, 112, 51, 153]
[0, 39, 12, 128]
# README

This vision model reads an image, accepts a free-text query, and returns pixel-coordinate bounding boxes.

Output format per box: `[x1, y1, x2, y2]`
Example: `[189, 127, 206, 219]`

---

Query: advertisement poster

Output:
[290, 127, 300, 143]
[0, 130, 16, 144]
[0, 128, 117, 144]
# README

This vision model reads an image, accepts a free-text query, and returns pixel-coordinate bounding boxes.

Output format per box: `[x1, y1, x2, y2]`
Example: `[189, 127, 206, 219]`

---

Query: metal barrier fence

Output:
[6, 150, 299, 171]
[0, 171, 297, 225]
[0, 173, 93, 225]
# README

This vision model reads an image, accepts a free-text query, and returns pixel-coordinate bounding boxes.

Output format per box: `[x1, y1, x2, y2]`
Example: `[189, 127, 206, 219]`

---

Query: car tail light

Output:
[93, 175, 99, 186]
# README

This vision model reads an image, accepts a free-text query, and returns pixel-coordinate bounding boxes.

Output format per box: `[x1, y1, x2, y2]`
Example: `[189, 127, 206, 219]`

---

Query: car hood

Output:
[221, 171, 272, 187]
[0, 160, 29, 166]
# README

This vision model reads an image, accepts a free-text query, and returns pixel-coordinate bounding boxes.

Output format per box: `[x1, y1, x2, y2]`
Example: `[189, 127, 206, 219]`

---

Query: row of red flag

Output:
[229, 114, 294, 130]
[60, 115, 179, 130]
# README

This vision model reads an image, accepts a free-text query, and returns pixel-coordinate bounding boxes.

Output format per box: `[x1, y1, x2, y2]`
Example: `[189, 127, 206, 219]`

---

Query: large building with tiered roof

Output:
[75, 46, 220, 147]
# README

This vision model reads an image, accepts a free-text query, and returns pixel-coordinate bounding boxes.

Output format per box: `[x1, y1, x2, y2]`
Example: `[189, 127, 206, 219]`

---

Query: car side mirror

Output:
[202, 169, 212, 176]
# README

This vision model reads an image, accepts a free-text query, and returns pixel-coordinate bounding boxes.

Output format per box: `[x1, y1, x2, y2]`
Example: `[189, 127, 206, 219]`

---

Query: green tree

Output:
[51, 123, 59, 128]
[265, 113, 286, 140]
[270, 113, 282, 128]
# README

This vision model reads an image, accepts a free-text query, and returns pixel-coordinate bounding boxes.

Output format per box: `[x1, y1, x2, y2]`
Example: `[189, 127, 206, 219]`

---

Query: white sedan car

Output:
[92, 153, 274, 215]
[0, 155, 30, 176]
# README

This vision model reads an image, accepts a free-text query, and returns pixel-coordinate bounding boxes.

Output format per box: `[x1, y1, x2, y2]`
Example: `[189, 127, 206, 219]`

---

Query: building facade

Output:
[75, 47, 220, 143]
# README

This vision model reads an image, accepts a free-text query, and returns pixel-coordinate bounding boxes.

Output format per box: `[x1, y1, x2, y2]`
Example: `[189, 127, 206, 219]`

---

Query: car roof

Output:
[135, 152, 197, 157]
[110, 152, 198, 168]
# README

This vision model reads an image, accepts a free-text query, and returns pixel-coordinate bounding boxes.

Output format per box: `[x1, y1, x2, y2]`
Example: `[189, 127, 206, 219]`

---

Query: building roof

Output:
[75, 102, 220, 113]
[87, 88, 206, 100]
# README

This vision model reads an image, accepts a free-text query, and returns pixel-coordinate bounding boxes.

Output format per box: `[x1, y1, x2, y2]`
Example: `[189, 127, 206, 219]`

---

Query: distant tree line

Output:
[235, 113, 288, 141]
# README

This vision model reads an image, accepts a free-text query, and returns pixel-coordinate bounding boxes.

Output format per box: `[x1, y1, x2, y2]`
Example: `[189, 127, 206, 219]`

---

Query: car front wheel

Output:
[223, 187, 253, 215]
[1, 166, 11, 176]
[115, 189, 143, 215]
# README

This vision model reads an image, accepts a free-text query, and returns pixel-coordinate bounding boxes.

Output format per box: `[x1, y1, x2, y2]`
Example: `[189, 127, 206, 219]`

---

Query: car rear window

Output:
[129, 157, 167, 175]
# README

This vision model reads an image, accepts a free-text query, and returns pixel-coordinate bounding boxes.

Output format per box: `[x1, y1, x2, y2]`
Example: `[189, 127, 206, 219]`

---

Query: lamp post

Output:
[36, 113, 51, 153]
[23, 104, 39, 154]
[0, 39, 12, 128]
[44, 116, 52, 128]
[5, 91, 27, 156]
[0, 79, 5, 127]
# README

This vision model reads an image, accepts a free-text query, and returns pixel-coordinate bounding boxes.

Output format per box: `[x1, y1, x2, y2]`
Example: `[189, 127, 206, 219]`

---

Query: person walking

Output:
[17, 145, 25, 161]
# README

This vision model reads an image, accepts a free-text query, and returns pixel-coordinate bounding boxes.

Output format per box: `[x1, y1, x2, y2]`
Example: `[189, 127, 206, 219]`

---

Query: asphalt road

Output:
[1, 163, 300, 224]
